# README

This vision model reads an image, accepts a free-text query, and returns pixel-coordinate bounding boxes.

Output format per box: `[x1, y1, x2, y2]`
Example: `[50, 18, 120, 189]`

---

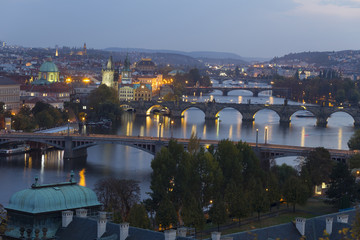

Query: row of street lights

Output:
[158, 120, 175, 140]
[256, 126, 268, 147]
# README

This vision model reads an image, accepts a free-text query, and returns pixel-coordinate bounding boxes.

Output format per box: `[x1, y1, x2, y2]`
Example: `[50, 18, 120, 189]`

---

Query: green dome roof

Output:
[7, 182, 101, 214]
[39, 61, 59, 72]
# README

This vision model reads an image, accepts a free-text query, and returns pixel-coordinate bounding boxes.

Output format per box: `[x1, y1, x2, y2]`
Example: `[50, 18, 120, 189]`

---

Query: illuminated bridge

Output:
[184, 86, 289, 97]
[122, 100, 360, 127]
[0, 133, 353, 161]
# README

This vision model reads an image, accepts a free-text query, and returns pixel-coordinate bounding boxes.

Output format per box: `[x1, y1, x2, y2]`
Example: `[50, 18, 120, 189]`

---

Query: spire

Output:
[124, 54, 131, 71]
[106, 56, 113, 69]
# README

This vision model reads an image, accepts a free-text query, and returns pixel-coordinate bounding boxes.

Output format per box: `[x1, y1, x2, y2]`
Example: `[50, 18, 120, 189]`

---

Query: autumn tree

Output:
[94, 178, 140, 221]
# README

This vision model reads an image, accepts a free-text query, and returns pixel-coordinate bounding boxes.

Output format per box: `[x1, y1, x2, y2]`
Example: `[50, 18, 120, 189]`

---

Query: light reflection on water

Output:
[0, 91, 357, 205]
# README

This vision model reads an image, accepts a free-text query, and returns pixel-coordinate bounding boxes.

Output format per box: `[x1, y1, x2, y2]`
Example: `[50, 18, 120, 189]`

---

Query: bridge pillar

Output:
[155, 141, 165, 154]
[241, 112, 255, 122]
[316, 116, 328, 127]
[279, 115, 291, 125]
[253, 90, 259, 97]
[171, 110, 183, 119]
[205, 113, 218, 120]
[135, 109, 148, 117]
[222, 90, 228, 96]
[64, 137, 87, 159]
[354, 117, 360, 127]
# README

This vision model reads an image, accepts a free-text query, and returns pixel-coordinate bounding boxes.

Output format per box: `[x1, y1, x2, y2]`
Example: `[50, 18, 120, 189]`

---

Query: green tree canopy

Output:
[348, 130, 360, 150]
[326, 162, 358, 209]
[128, 204, 151, 229]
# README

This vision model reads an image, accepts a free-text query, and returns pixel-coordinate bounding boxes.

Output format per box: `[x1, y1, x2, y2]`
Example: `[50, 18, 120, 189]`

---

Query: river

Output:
[0, 82, 356, 205]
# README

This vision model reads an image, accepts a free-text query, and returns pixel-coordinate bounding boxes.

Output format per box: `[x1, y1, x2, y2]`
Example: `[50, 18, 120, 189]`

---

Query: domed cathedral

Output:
[120, 54, 132, 84]
[101, 56, 119, 90]
[33, 58, 60, 85]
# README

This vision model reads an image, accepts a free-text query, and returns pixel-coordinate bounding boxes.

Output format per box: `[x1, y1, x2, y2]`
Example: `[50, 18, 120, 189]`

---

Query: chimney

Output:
[177, 227, 187, 237]
[120, 222, 129, 240]
[76, 208, 88, 218]
[97, 212, 107, 239]
[295, 217, 306, 236]
[211, 232, 221, 240]
[62, 211, 73, 228]
[164, 229, 176, 240]
[337, 214, 349, 224]
[326, 217, 333, 235]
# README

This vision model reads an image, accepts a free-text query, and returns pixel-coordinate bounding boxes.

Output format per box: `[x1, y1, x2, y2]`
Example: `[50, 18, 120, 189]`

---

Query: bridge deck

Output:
[0, 133, 352, 157]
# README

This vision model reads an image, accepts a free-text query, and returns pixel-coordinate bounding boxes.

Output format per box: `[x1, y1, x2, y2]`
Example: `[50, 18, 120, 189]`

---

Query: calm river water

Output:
[0, 81, 356, 204]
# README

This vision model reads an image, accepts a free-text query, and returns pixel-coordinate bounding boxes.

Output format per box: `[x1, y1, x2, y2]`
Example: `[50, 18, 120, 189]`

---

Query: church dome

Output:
[39, 61, 59, 72]
[7, 181, 101, 214]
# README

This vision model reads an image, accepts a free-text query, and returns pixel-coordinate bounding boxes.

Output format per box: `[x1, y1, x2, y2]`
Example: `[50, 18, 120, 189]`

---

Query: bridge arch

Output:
[180, 106, 206, 118]
[75, 142, 157, 156]
[146, 105, 168, 115]
[225, 89, 253, 96]
[289, 109, 317, 122]
[253, 108, 281, 123]
[327, 110, 356, 126]
[215, 107, 242, 119]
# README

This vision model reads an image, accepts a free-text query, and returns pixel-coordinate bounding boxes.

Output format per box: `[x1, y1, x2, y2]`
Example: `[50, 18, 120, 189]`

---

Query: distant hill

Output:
[270, 50, 360, 68]
[104, 47, 261, 65]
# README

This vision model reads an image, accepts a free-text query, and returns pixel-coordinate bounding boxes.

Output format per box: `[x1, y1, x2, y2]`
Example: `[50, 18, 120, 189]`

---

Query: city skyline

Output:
[1, 0, 360, 58]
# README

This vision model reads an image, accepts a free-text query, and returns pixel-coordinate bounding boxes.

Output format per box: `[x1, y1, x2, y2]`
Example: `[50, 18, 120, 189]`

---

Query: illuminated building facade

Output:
[118, 85, 134, 101]
[33, 59, 60, 85]
[101, 56, 119, 90]
[0, 76, 20, 113]
[134, 83, 152, 101]
[135, 58, 156, 75]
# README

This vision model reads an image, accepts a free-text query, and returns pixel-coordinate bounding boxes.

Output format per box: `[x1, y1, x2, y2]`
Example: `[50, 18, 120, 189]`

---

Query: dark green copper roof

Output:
[7, 179, 100, 214]
[39, 61, 59, 72]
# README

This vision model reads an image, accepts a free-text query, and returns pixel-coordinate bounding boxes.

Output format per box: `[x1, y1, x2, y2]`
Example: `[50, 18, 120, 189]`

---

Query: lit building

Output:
[101, 56, 119, 90]
[20, 82, 71, 103]
[134, 83, 152, 101]
[0, 76, 20, 113]
[135, 58, 156, 75]
[133, 74, 163, 92]
[33, 59, 60, 85]
[120, 55, 132, 84]
[118, 85, 134, 101]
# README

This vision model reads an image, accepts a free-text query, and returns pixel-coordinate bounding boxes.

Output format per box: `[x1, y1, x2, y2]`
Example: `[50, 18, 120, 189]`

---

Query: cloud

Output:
[290, 0, 360, 18]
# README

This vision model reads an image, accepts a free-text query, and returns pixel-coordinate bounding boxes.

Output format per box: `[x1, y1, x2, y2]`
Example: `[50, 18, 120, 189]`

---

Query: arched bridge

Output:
[185, 86, 275, 97]
[0, 133, 354, 161]
[122, 100, 360, 127]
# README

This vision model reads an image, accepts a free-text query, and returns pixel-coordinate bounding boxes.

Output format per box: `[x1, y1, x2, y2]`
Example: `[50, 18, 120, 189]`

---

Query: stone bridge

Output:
[185, 87, 276, 97]
[0, 133, 353, 162]
[122, 100, 360, 127]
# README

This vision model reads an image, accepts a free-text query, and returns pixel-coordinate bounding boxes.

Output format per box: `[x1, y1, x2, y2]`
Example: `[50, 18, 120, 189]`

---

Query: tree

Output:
[209, 196, 227, 231]
[283, 176, 309, 212]
[349, 154, 360, 169]
[348, 130, 360, 150]
[302, 147, 334, 188]
[252, 181, 270, 220]
[0, 204, 7, 237]
[155, 197, 177, 229]
[326, 162, 358, 209]
[94, 178, 140, 221]
[181, 196, 205, 230]
[128, 204, 151, 229]
[224, 181, 251, 223]
[88, 84, 122, 121]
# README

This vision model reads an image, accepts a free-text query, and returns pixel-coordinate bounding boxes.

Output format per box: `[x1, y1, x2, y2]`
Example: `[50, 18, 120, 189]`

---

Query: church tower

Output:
[102, 56, 118, 89]
[121, 54, 132, 84]
[83, 43, 87, 55]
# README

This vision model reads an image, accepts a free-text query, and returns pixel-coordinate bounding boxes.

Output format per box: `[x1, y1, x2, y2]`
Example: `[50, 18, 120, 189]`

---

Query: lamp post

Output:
[158, 122, 162, 141]
[264, 126, 268, 144]
[170, 120, 174, 138]
[256, 128, 258, 147]
[67, 119, 70, 137]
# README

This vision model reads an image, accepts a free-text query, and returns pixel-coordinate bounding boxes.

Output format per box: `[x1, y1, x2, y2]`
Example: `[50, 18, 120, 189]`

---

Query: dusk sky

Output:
[1, 0, 360, 58]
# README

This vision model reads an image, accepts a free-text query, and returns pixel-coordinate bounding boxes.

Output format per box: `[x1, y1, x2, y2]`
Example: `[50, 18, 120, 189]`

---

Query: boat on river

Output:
[296, 111, 315, 118]
[0, 144, 30, 156]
